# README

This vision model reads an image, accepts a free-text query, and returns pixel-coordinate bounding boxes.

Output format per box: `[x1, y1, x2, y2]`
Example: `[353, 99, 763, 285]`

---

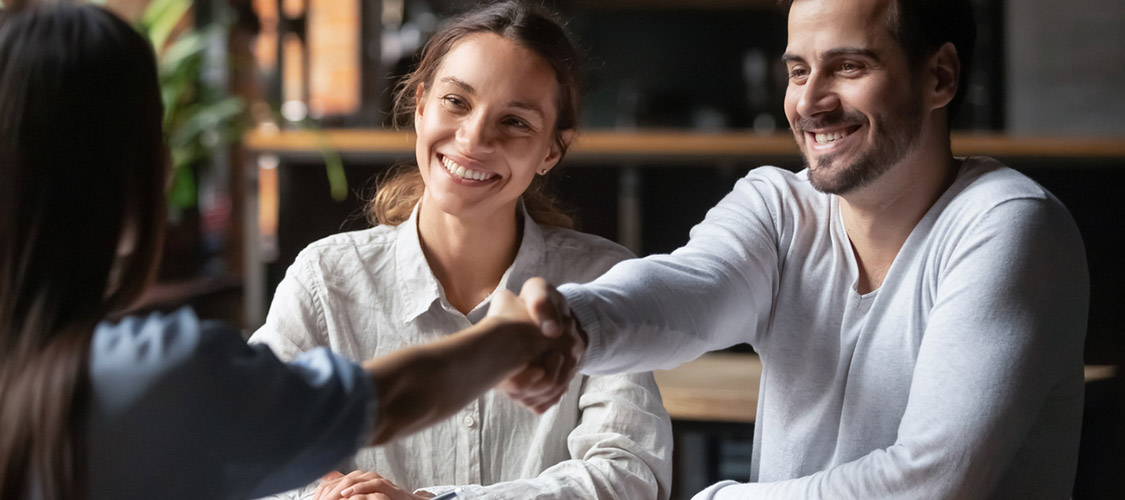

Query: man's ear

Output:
[928, 42, 960, 111]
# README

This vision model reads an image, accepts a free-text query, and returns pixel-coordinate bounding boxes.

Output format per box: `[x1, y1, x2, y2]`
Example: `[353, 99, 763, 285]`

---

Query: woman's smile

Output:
[440, 154, 498, 183]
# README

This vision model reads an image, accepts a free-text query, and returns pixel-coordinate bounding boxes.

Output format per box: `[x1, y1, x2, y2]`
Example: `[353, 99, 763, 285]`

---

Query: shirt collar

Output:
[394, 200, 548, 324]
[395, 203, 444, 323]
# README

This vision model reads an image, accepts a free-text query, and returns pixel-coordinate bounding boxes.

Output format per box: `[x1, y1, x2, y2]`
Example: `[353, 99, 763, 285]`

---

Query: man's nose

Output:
[796, 72, 839, 118]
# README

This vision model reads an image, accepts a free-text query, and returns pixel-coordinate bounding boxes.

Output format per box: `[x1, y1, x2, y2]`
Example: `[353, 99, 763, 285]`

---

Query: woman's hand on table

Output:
[313, 470, 433, 500]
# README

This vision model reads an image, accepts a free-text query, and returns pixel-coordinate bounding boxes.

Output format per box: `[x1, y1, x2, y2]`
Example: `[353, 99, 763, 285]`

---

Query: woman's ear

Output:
[542, 129, 575, 171]
[413, 83, 427, 133]
[928, 42, 960, 112]
[558, 129, 575, 152]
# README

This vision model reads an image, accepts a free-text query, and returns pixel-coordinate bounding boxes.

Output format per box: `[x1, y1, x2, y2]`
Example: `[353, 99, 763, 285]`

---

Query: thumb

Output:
[486, 290, 531, 322]
[520, 277, 564, 338]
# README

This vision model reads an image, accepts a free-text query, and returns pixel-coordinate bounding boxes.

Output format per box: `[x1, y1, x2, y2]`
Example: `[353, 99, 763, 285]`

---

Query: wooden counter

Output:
[654, 353, 761, 424]
[243, 128, 1125, 162]
[653, 352, 1116, 424]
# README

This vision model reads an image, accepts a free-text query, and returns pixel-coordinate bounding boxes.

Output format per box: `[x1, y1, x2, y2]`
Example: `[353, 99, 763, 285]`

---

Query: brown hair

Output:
[368, 0, 579, 229]
[0, 3, 167, 498]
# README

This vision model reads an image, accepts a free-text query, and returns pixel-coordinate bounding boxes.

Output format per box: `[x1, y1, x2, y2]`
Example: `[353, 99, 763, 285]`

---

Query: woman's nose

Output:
[456, 112, 494, 153]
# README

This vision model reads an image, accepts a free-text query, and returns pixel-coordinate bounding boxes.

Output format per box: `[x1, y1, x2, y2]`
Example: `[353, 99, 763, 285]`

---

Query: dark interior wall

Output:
[1007, 0, 1125, 134]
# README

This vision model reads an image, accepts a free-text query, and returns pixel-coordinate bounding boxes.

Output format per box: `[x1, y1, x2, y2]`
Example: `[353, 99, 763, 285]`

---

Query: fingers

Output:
[338, 474, 419, 500]
[313, 473, 342, 500]
[501, 364, 545, 389]
[500, 347, 576, 413]
[520, 277, 565, 338]
[315, 470, 384, 500]
[485, 290, 533, 323]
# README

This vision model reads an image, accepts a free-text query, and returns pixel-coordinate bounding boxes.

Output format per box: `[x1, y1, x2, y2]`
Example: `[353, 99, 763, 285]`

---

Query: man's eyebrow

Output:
[823, 47, 881, 61]
[438, 76, 475, 94]
[781, 47, 881, 64]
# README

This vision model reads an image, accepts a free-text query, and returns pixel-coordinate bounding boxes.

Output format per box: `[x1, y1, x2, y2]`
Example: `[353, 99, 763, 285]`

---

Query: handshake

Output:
[365, 278, 585, 445]
[490, 278, 587, 414]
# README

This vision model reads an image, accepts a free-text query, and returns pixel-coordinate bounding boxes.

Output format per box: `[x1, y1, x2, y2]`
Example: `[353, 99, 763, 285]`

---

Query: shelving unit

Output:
[241, 128, 1125, 327]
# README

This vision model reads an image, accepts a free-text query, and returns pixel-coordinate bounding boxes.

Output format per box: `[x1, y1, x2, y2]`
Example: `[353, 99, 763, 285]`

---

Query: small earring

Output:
[538, 168, 549, 175]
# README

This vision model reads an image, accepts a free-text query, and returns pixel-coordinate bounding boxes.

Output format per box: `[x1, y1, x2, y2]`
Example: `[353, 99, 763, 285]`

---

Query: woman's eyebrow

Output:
[439, 76, 476, 94]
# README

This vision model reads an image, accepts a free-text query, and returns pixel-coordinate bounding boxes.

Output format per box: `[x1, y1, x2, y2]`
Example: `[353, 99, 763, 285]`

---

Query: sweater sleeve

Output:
[561, 173, 783, 375]
[690, 196, 1088, 499]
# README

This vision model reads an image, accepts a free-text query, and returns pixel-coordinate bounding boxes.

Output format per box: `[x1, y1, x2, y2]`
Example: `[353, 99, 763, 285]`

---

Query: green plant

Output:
[91, 0, 349, 208]
[94, 0, 246, 217]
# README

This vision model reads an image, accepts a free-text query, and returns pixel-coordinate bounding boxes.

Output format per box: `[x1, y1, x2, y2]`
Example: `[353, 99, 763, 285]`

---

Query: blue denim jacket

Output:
[85, 308, 374, 500]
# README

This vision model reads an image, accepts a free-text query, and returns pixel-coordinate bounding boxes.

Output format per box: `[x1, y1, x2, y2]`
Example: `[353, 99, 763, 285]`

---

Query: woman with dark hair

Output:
[0, 3, 567, 499]
[249, 2, 672, 499]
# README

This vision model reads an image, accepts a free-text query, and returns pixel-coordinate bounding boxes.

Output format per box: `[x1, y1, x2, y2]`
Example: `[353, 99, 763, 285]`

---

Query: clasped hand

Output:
[492, 277, 586, 414]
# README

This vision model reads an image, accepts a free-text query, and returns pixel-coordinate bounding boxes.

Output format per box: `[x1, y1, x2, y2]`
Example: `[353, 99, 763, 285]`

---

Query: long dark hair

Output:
[0, 2, 167, 498]
[369, 0, 580, 228]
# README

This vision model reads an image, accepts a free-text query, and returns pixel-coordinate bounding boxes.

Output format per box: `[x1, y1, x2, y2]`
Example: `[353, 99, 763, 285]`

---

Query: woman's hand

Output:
[313, 470, 433, 500]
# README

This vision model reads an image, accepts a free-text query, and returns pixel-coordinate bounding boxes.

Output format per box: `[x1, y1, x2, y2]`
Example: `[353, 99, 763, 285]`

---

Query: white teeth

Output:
[814, 130, 848, 144]
[441, 156, 493, 181]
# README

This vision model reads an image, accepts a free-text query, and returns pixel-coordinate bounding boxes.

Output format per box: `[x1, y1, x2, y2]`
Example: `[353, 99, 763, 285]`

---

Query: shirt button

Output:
[463, 415, 476, 428]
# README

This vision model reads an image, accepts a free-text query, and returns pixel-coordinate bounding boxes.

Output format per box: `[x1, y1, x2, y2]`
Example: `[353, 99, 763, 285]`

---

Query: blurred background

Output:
[98, 0, 1123, 498]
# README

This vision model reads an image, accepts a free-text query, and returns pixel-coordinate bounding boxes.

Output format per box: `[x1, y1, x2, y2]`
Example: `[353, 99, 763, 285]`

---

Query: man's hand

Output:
[313, 470, 432, 500]
[496, 277, 587, 413]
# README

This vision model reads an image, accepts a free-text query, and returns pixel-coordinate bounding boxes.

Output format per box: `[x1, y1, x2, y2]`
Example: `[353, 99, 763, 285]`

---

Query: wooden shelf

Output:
[571, 0, 781, 9]
[243, 128, 1125, 163]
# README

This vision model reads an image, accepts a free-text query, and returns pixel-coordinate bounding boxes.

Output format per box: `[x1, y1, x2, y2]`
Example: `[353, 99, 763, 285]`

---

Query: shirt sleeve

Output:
[561, 173, 782, 375]
[427, 373, 674, 500]
[249, 248, 329, 361]
[688, 197, 1088, 499]
[88, 309, 377, 500]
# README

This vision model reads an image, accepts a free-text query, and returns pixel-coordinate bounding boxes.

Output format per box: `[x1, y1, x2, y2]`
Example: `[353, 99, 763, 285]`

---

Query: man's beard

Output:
[799, 93, 924, 195]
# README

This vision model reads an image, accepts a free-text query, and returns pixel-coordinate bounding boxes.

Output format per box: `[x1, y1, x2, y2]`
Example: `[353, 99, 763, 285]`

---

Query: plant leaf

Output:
[141, 0, 192, 53]
[159, 30, 208, 76]
[168, 97, 245, 149]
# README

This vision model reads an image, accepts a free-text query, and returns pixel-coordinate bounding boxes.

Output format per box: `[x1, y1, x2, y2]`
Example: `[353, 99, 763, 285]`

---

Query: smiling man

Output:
[509, 0, 1091, 498]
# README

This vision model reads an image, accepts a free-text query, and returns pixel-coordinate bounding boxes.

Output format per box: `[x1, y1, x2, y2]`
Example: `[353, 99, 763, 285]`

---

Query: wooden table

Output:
[654, 352, 761, 423]
[653, 352, 1116, 424]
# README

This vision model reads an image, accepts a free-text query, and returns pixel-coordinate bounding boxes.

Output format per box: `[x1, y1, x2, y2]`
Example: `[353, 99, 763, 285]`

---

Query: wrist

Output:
[570, 308, 589, 347]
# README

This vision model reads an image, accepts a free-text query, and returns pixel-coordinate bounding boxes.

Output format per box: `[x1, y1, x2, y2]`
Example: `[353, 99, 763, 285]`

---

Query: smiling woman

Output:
[371, 1, 581, 231]
[247, 2, 673, 500]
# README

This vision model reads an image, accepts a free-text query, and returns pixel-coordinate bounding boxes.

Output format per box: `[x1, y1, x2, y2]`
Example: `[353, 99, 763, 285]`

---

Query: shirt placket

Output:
[455, 397, 483, 485]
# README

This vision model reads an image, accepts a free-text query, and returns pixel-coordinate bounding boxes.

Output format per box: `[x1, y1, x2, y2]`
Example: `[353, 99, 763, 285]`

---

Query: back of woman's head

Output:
[371, 0, 580, 228]
[0, 3, 166, 498]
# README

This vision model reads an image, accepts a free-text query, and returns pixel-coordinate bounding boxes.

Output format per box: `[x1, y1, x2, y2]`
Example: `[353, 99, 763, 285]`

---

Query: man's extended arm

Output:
[692, 197, 1088, 499]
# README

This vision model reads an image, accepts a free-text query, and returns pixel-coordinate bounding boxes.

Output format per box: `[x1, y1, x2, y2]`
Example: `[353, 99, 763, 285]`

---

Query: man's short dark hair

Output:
[780, 0, 977, 120]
